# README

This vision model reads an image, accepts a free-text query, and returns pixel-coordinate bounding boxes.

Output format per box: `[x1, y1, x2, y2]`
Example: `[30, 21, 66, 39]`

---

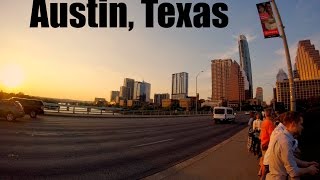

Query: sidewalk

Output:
[144, 128, 259, 180]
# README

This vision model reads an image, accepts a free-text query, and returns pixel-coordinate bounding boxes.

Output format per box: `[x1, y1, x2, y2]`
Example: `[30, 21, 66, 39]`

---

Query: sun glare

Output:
[0, 64, 24, 89]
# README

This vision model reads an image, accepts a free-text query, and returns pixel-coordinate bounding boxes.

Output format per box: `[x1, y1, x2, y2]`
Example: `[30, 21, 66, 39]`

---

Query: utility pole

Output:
[270, 0, 296, 111]
[195, 71, 203, 114]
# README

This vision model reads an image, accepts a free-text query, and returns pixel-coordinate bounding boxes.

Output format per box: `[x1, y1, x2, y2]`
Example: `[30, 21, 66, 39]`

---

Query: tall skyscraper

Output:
[241, 69, 250, 101]
[295, 40, 320, 80]
[211, 59, 247, 105]
[110, 91, 120, 103]
[119, 86, 128, 100]
[124, 78, 135, 100]
[238, 35, 253, 99]
[133, 81, 151, 102]
[256, 87, 263, 102]
[172, 72, 188, 100]
[276, 69, 288, 82]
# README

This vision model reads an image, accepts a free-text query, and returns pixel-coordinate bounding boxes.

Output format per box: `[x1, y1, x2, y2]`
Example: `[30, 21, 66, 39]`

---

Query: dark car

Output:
[0, 100, 25, 121]
[9, 97, 44, 118]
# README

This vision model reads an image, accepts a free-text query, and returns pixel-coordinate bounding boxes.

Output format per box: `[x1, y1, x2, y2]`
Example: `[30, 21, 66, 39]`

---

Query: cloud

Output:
[274, 41, 299, 70]
[247, 34, 258, 42]
[275, 33, 320, 72]
[204, 33, 258, 61]
[232, 34, 257, 42]
[215, 33, 257, 60]
[216, 45, 239, 59]
[307, 33, 320, 50]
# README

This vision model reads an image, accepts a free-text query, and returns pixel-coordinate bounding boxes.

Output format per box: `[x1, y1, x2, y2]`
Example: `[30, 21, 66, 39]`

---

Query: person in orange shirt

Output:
[260, 109, 276, 151]
[259, 108, 276, 180]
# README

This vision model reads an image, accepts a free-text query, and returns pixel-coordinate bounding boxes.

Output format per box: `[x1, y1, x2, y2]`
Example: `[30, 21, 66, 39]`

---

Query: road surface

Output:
[0, 114, 248, 179]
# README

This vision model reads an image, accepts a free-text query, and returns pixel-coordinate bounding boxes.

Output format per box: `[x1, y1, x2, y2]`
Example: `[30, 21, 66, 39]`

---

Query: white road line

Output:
[132, 139, 174, 148]
[125, 130, 150, 133]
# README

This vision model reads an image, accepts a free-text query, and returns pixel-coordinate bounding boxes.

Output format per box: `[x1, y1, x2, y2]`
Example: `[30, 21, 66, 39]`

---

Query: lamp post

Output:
[270, 0, 295, 111]
[196, 71, 204, 114]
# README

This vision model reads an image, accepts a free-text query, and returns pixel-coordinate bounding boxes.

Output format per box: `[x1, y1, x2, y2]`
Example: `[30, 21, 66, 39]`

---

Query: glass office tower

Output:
[238, 35, 253, 99]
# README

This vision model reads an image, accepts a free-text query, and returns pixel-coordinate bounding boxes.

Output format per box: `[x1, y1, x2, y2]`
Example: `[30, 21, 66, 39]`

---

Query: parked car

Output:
[245, 111, 250, 115]
[0, 100, 25, 121]
[9, 97, 44, 118]
[213, 107, 236, 124]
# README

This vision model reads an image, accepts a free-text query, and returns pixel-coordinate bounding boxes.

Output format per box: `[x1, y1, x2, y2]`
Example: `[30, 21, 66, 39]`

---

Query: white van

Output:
[213, 107, 236, 124]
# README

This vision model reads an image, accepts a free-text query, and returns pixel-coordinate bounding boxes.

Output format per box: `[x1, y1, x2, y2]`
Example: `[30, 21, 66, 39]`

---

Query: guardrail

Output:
[43, 103, 212, 116]
[117, 110, 212, 116]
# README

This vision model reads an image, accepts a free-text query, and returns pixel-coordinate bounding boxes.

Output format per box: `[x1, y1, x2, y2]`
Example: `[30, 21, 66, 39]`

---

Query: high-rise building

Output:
[154, 93, 170, 106]
[133, 81, 151, 102]
[256, 87, 263, 102]
[211, 59, 247, 106]
[240, 69, 250, 101]
[238, 35, 253, 99]
[119, 86, 128, 100]
[276, 69, 288, 82]
[295, 40, 320, 80]
[273, 87, 277, 101]
[172, 72, 188, 100]
[276, 40, 320, 109]
[276, 79, 320, 110]
[124, 78, 135, 100]
[110, 91, 120, 103]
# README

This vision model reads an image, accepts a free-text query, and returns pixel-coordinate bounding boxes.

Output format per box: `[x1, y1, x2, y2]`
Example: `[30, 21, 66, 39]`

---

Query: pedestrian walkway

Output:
[144, 128, 259, 180]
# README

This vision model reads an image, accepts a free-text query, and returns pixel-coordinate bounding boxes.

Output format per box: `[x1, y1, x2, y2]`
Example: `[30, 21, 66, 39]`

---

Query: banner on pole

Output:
[256, 2, 280, 38]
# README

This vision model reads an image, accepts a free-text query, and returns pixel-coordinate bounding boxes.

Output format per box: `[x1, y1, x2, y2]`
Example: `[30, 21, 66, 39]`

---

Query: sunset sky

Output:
[0, 0, 320, 103]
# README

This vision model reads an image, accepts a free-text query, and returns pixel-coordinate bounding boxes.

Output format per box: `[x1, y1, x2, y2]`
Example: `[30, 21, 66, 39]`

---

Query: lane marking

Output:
[125, 130, 150, 133]
[17, 131, 64, 136]
[132, 139, 174, 148]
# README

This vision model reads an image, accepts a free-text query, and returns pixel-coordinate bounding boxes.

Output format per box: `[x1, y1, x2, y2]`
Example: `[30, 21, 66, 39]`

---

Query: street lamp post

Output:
[196, 71, 204, 115]
[270, 0, 296, 111]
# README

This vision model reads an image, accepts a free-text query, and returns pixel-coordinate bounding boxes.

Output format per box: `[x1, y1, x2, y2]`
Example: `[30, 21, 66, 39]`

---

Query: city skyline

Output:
[275, 39, 320, 109]
[1, 0, 320, 103]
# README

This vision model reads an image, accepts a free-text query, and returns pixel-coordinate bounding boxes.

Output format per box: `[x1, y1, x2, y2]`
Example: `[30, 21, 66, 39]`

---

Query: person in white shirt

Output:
[262, 115, 288, 180]
[252, 113, 263, 156]
[266, 111, 319, 180]
[253, 113, 263, 131]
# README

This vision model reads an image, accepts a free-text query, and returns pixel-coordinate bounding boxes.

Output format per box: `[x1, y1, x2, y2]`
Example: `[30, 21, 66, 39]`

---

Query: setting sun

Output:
[0, 64, 24, 89]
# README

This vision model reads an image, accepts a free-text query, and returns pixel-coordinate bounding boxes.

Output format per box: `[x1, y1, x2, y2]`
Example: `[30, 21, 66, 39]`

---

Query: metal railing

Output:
[43, 103, 212, 116]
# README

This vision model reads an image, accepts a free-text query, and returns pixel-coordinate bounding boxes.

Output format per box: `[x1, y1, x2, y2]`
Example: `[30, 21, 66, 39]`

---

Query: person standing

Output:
[253, 113, 263, 156]
[248, 111, 255, 127]
[253, 112, 263, 131]
[266, 112, 319, 179]
[259, 108, 276, 179]
[260, 109, 276, 152]
[247, 111, 255, 152]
